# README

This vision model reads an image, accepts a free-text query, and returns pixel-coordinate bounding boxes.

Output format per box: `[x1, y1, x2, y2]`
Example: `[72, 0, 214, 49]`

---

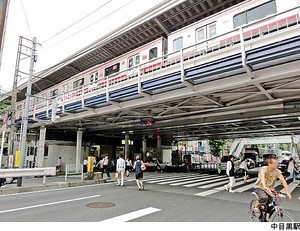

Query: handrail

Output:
[16, 5, 300, 114]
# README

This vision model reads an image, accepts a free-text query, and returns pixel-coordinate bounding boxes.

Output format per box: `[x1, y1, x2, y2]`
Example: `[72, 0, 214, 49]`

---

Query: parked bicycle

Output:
[249, 188, 294, 222]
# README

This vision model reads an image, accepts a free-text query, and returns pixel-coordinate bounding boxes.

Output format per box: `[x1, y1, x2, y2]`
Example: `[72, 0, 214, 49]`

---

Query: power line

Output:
[45, 0, 135, 49]
[20, 0, 32, 38]
[41, 0, 113, 44]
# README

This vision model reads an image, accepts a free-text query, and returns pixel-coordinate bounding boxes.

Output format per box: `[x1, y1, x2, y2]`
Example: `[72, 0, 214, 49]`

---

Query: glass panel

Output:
[105, 63, 120, 77]
[149, 47, 158, 60]
[95, 72, 98, 81]
[208, 23, 216, 38]
[247, 0, 277, 23]
[196, 27, 205, 42]
[90, 74, 94, 82]
[135, 55, 140, 65]
[173, 37, 183, 51]
[128, 58, 133, 68]
[233, 11, 247, 28]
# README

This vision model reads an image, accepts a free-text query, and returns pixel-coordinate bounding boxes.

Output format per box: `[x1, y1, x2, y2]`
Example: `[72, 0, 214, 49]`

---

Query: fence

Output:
[65, 164, 83, 182]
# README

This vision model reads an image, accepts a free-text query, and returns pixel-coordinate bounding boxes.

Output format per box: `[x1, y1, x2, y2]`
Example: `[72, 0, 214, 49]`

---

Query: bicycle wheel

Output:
[270, 210, 294, 222]
[249, 200, 260, 222]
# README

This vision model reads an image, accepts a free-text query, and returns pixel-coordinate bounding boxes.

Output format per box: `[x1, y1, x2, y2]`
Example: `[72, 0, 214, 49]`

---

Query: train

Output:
[16, 0, 300, 118]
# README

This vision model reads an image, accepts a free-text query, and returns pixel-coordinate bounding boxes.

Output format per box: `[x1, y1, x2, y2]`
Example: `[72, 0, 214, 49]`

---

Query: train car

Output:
[16, 38, 167, 118]
[167, 0, 300, 58]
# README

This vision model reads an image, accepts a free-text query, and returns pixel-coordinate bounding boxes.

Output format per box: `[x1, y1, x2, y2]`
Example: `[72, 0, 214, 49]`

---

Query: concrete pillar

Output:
[76, 129, 83, 167]
[157, 135, 162, 161]
[142, 136, 147, 161]
[37, 127, 46, 167]
[125, 133, 129, 160]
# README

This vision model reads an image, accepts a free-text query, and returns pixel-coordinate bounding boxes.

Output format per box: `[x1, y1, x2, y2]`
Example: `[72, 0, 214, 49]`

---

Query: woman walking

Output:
[286, 157, 299, 182]
[133, 155, 144, 191]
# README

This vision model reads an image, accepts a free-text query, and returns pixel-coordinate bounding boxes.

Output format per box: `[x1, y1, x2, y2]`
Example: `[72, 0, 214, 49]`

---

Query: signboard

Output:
[15, 151, 20, 167]
[0, 0, 9, 69]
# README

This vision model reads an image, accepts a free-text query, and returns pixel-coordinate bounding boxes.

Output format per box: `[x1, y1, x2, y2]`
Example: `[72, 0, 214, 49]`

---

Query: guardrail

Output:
[65, 164, 83, 182]
[0, 167, 56, 186]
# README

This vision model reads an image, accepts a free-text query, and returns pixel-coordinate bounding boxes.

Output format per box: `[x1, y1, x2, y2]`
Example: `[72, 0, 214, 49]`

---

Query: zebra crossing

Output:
[138, 172, 300, 197]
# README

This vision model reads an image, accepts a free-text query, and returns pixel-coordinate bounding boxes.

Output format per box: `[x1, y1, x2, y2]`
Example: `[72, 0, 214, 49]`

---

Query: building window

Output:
[105, 63, 120, 77]
[208, 23, 217, 38]
[233, 0, 277, 28]
[173, 37, 183, 51]
[149, 47, 158, 60]
[196, 27, 206, 42]
[50, 89, 58, 98]
[73, 78, 84, 89]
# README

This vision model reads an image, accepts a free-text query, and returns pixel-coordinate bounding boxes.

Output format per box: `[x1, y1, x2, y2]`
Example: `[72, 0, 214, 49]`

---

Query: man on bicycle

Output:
[253, 155, 291, 217]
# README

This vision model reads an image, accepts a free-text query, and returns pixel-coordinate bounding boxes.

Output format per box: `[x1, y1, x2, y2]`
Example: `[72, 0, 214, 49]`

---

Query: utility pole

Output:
[19, 37, 37, 168]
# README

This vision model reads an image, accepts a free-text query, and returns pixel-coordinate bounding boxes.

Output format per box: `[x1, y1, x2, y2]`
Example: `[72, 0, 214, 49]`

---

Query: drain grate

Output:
[86, 202, 116, 208]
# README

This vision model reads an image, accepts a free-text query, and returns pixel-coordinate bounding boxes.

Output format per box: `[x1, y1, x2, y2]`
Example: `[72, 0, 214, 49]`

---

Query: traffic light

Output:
[140, 118, 155, 126]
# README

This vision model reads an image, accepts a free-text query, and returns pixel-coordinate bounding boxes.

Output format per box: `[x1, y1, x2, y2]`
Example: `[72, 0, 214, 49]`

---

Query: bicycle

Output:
[249, 188, 294, 222]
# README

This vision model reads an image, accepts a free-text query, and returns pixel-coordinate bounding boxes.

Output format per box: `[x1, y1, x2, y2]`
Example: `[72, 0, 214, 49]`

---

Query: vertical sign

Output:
[0, 0, 9, 69]
[87, 156, 94, 173]
[15, 150, 20, 167]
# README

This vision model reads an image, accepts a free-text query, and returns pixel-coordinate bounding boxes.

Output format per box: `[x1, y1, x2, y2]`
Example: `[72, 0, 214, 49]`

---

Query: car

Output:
[219, 155, 241, 174]
[243, 151, 260, 168]
[144, 158, 166, 172]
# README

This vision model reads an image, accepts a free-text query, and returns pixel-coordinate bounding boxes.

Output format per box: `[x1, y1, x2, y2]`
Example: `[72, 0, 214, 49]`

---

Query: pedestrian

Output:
[240, 158, 255, 183]
[96, 157, 104, 177]
[125, 158, 132, 177]
[116, 154, 126, 186]
[56, 157, 62, 174]
[224, 155, 236, 193]
[133, 155, 145, 191]
[286, 157, 299, 182]
[83, 157, 88, 173]
[102, 155, 111, 179]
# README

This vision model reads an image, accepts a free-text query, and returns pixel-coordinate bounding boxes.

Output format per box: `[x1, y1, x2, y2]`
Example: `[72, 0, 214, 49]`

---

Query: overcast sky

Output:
[0, 0, 164, 91]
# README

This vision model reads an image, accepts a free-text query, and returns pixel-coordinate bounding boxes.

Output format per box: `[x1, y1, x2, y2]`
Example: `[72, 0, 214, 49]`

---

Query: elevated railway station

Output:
[4, 0, 300, 168]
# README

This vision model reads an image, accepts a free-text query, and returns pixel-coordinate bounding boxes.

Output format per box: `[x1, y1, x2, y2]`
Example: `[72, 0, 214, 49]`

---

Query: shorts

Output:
[241, 169, 248, 176]
[136, 172, 143, 179]
[254, 188, 272, 204]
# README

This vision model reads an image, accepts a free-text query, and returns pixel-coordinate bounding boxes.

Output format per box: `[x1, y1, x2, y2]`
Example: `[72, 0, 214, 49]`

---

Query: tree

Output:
[0, 87, 12, 116]
[209, 139, 228, 157]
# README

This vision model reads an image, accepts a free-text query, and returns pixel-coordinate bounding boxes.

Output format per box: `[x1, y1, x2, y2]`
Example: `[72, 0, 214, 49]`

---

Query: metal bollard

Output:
[17, 177, 22, 187]
[43, 175, 46, 185]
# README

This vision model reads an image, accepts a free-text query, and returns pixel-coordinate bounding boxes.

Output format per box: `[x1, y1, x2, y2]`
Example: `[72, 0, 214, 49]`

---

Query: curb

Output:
[0, 179, 107, 195]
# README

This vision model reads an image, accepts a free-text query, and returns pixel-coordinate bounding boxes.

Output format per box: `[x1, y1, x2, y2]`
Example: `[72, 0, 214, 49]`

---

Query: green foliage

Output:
[0, 87, 12, 116]
[209, 139, 228, 157]
[279, 143, 291, 151]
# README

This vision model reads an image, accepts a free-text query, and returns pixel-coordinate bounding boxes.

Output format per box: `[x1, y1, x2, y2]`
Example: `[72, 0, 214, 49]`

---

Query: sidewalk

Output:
[0, 175, 107, 195]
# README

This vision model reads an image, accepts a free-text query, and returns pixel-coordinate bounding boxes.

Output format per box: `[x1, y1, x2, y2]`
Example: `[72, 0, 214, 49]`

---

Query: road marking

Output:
[198, 177, 244, 189]
[0, 195, 101, 214]
[170, 174, 217, 186]
[100, 207, 161, 222]
[235, 180, 281, 193]
[280, 181, 299, 194]
[183, 175, 228, 187]
[158, 175, 210, 185]
[195, 178, 257, 197]
[146, 175, 203, 184]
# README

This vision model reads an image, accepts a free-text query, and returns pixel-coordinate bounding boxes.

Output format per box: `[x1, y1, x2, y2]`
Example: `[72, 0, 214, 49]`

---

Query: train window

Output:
[62, 84, 68, 93]
[149, 47, 158, 60]
[50, 89, 58, 98]
[73, 78, 84, 89]
[196, 27, 206, 42]
[90, 74, 94, 82]
[208, 23, 216, 38]
[173, 37, 183, 51]
[135, 55, 140, 65]
[233, 11, 247, 28]
[128, 58, 134, 68]
[95, 72, 98, 81]
[247, 0, 276, 24]
[105, 63, 120, 77]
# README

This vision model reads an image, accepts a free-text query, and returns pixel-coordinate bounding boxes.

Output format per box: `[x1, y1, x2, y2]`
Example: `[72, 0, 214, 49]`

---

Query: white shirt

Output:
[83, 159, 88, 165]
[226, 161, 232, 176]
[117, 158, 126, 171]
[57, 159, 62, 166]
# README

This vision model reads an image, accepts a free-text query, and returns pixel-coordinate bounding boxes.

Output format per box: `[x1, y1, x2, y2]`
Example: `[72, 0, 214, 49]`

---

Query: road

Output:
[1, 172, 300, 222]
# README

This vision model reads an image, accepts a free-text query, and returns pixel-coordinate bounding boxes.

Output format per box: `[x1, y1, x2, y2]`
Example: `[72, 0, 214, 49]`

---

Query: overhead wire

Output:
[20, 0, 33, 38]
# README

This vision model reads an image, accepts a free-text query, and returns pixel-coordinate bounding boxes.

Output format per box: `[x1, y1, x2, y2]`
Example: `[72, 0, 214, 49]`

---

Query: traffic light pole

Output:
[19, 37, 37, 168]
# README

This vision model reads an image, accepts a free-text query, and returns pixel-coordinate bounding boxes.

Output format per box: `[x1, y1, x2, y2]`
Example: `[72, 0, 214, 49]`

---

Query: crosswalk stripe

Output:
[141, 173, 197, 181]
[157, 175, 210, 185]
[146, 175, 204, 184]
[280, 181, 300, 194]
[170, 174, 218, 186]
[195, 178, 257, 196]
[195, 177, 239, 188]
[198, 177, 244, 189]
[183, 175, 228, 188]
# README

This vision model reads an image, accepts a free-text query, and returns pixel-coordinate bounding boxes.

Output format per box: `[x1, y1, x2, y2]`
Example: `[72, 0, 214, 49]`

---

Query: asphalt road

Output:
[1, 172, 300, 222]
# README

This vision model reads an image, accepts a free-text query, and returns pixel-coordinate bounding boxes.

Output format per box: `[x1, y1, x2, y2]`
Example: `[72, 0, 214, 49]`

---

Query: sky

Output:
[0, 0, 164, 91]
